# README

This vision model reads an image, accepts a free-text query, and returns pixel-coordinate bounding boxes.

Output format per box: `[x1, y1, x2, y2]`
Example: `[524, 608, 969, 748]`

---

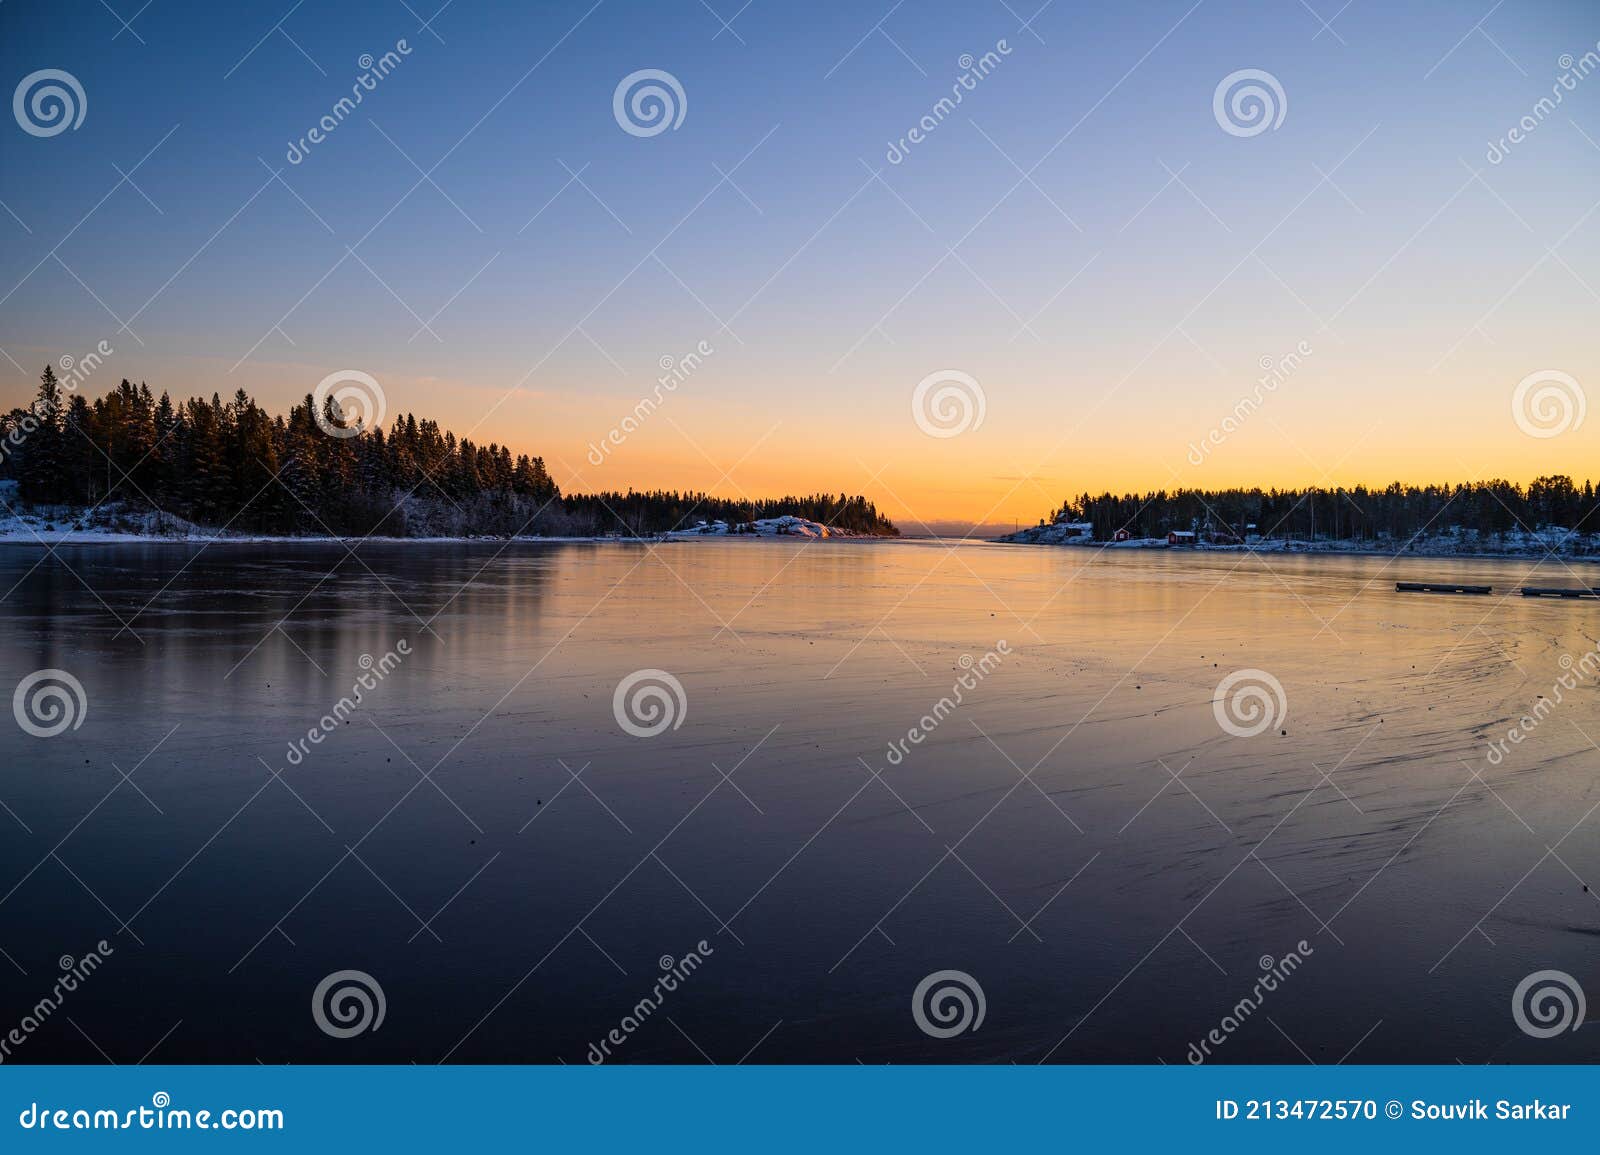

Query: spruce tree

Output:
[18, 364, 66, 503]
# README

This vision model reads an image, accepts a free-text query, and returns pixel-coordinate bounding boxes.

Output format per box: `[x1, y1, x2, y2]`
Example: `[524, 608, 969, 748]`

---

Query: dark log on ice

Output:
[1395, 582, 1492, 594]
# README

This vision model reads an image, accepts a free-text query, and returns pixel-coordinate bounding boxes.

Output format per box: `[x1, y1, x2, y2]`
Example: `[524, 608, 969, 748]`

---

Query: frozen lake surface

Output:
[1, 539, 1596, 1063]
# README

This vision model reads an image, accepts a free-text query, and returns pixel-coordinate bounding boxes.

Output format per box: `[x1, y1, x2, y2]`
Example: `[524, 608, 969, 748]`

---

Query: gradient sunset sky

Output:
[3, 0, 1599, 528]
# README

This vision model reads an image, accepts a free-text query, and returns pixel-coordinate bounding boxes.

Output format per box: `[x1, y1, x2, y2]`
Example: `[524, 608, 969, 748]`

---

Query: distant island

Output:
[999, 481, 1600, 558]
[0, 366, 899, 541]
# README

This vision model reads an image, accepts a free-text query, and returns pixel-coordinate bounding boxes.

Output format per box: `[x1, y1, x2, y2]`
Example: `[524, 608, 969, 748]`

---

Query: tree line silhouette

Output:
[1047, 479, 1600, 543]
[1, 366, 898, 537]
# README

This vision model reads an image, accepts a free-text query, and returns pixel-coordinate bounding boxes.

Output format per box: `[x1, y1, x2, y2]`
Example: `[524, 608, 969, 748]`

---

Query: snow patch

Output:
[666, 515, 855, 540]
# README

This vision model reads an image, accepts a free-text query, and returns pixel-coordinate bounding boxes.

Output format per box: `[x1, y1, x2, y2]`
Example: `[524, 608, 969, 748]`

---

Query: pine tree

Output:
[18, 365, 66, 503]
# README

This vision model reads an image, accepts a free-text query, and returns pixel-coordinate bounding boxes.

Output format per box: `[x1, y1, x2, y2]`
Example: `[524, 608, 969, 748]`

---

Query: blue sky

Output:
[3, 0, 1599, 523]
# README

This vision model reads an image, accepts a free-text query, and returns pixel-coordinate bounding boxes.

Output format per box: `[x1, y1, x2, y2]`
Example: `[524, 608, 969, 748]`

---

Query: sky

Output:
[2, 0, 1599, 529]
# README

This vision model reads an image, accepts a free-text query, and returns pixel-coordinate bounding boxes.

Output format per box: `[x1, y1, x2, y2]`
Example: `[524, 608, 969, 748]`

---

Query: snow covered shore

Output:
[664, 515, 866, 539]
[997, 521, 1600, 560]
[0, 492, 872, 545]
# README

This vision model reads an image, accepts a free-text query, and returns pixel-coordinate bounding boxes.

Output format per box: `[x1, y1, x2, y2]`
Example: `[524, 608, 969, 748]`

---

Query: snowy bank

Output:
[665, 515, 865, 540]
[996, 521, 1600, 559]
[0, 492, 874, 545]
